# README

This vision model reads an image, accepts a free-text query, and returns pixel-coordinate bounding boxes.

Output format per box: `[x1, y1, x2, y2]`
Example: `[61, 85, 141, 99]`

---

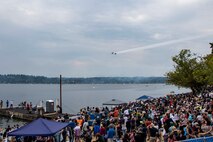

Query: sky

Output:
[0, 0, 212, 77]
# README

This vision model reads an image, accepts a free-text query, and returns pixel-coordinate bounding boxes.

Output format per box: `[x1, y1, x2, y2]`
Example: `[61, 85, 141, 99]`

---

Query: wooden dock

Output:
[0, 107, 59, 121]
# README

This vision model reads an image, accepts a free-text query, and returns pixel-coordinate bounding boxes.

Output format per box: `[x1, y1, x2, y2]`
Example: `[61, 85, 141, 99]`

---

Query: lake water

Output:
[0, 84, 190, 128]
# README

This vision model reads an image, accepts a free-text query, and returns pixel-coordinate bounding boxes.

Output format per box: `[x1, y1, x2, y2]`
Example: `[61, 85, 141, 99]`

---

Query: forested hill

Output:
[0, 74, 166, 84]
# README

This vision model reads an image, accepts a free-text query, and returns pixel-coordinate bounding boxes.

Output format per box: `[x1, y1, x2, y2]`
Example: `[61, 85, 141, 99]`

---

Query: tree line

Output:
[0, 75, 166, 84]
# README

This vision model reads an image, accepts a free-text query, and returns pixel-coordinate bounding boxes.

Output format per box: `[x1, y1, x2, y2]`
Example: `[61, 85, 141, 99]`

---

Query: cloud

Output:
[0, 0, 212, 77]
[176, 0, 201, 6]
[0, 1, 74, 28]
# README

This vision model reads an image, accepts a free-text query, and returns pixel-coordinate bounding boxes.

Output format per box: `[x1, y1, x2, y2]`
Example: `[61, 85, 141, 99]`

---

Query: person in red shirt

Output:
[100, 123, 106, 137]
[114, 108, 119, 118]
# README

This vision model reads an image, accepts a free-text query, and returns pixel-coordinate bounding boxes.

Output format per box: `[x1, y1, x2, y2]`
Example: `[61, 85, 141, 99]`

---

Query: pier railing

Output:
[182, 136, 213, 142]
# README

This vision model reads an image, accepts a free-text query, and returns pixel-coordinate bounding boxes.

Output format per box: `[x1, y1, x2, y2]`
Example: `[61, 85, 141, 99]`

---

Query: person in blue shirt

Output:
[93, 122, 100, 136]
[68, 119, 76, 128]
[107, 125, 115, 142]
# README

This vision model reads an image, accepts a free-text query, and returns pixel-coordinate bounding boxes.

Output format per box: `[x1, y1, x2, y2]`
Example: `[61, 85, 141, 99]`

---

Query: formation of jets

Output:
[111, 52, 117, 55]
[111, 42, 213, 55]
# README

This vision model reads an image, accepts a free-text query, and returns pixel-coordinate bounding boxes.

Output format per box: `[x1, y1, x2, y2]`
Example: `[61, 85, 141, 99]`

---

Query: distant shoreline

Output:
[0, 74, 166, 84]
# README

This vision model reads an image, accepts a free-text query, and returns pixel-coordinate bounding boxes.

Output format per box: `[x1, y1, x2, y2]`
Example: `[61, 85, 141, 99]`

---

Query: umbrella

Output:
[136, 95, 154, 101]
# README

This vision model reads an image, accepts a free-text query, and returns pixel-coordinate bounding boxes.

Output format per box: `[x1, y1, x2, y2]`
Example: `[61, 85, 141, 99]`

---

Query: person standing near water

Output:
[0, 100, 3, 108]
[9, 100, 13, 108]
[6, 100, 9, 108]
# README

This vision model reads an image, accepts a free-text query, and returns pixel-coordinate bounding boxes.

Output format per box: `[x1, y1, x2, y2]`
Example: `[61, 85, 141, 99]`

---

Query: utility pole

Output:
[60, 75, 62, 113]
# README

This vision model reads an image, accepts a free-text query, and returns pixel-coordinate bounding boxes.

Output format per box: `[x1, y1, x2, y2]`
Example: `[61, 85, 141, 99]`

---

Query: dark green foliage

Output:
[166, 49, 212, 95]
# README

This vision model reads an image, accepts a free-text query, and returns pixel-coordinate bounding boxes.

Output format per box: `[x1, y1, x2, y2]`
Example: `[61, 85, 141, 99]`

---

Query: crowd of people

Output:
[0, 100, 33, 110]
[56, 90, 212, 142]
[0, 90, 212, 142]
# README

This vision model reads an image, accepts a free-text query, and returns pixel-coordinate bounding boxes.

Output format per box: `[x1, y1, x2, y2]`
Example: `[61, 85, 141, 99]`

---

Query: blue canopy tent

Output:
[136, 95, 154, 101]
[8, 118, 69, 137]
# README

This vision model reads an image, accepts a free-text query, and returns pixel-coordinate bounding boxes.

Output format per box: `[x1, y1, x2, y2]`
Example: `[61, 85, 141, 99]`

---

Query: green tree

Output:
[204, 54, 213, 85]
[166, 49, 211, 95]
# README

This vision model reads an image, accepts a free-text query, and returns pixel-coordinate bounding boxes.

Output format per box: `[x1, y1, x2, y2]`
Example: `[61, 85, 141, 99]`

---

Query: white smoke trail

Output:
[116, 34, 210, 54]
